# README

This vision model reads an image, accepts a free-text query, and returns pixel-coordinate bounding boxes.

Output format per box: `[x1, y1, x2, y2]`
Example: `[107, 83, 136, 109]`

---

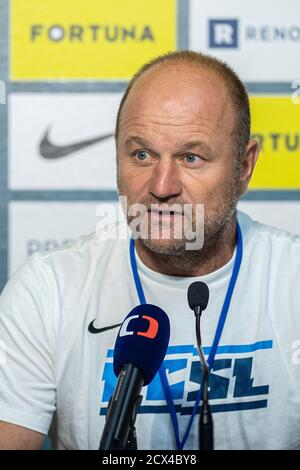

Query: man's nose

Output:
[148, 158, 182, 200]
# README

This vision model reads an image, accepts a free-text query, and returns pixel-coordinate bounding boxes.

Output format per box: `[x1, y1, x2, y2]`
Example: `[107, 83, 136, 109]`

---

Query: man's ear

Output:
[239, 139, 260, 196]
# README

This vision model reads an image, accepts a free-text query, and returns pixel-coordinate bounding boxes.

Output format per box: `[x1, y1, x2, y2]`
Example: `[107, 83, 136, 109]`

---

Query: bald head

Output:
[115, 51, 250, 161]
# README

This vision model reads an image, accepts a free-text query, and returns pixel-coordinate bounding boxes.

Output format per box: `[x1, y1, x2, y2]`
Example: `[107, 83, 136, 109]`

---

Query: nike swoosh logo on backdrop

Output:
[88, 319, 122, 334]
[39, 127, 114, 159]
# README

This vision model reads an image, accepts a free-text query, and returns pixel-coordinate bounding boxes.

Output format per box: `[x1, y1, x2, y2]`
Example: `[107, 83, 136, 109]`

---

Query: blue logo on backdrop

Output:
[209, 19, 238, 48]
[100, 341, 272, 416]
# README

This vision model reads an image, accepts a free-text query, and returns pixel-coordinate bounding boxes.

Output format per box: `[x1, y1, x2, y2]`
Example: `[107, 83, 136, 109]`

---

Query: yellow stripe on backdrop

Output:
[250, 96, 300, 189]
[11, 0, 176, 80]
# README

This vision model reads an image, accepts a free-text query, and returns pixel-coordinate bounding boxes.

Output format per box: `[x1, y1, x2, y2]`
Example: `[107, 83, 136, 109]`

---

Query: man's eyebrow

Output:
[124, 136, 213, 156]
[176, 141, 213, 154]
[124, 136, 152, 149]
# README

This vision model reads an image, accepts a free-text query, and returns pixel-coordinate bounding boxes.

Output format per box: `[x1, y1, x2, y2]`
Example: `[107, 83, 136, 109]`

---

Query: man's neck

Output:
[134, 215, 237, 277]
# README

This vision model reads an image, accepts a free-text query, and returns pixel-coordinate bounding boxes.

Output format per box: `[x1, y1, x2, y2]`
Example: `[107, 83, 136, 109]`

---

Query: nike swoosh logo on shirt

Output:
[39, 127, 114, 159]
[88, 319, 122, 334]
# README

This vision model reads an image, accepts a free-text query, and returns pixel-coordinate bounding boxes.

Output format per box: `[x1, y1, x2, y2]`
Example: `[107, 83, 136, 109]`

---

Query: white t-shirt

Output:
[0, 210, 300, 450]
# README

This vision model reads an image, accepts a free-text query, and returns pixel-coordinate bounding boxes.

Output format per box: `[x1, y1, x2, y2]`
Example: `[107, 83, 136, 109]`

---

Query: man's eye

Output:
[184, 154, 202, 164]
[136, 150, 150, 161]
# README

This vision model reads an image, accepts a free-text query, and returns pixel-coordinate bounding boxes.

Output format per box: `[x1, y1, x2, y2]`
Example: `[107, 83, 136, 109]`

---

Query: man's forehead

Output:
[118, 93, 232, 144]
[121, 116, 219, 141]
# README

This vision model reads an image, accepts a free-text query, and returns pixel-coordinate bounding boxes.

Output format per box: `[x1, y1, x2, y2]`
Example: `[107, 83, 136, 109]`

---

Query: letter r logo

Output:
[209, 19, 238, 48]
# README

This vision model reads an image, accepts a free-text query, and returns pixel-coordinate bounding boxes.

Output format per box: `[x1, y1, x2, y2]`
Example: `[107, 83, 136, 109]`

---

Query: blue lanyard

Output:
[129, 222, 243, 450]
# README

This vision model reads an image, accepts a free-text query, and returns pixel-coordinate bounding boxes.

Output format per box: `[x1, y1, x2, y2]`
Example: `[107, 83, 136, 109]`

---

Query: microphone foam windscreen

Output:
[187, 281, 209, 310]
[113, 304, 170, 385]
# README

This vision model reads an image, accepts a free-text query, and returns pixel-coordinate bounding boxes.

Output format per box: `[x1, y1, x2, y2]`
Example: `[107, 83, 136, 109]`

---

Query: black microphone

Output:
[99, 304, 170, 450]
[187, 281, 213, 450]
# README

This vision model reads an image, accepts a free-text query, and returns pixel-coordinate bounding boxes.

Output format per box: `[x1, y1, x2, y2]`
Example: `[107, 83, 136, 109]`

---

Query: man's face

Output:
[116, 64, 242, 255]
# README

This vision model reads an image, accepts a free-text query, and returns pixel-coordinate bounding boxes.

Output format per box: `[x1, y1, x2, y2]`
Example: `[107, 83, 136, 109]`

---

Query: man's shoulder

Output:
[24, 220, 130, 274]
[238, 209, 300, 258]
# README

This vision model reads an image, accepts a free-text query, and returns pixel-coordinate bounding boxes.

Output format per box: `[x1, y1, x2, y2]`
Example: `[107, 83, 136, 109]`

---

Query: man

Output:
[0, 51, 300, 450]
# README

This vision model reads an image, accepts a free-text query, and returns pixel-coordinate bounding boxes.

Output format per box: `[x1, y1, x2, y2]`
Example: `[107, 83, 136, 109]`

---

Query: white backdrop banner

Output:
[9, 93, 122, 189]
[9, 201, 123, 275]
[190, 0, 300, 81]
[238, 201, 300, 234]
